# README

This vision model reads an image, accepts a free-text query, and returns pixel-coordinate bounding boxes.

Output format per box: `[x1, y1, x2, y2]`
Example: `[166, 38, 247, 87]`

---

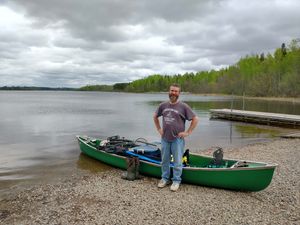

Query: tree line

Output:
[81, 39, 300, 97]
[125, 40, 299, 96]
[0, 86, 75, 91]
[3, 40, 298, 97]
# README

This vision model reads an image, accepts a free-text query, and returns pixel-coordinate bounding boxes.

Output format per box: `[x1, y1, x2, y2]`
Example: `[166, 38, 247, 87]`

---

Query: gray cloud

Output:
[0, 0, 299, 87]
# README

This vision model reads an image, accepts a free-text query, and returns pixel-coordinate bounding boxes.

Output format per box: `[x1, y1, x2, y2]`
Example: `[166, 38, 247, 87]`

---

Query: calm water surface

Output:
[0, 91, 298, 197]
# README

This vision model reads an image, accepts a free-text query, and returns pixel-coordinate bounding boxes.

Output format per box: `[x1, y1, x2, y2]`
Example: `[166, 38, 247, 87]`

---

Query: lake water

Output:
[0, 91, 298, 197]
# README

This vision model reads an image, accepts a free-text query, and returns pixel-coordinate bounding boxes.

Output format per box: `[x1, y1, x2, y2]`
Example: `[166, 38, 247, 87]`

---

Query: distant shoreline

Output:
[1, 88, 299, 103]
[0, 87, 76, 91]
[237, 96, 300, 103]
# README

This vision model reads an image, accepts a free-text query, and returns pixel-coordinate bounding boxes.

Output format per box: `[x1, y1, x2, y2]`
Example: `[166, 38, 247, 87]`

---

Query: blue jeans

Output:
[161, 138, 185, 184]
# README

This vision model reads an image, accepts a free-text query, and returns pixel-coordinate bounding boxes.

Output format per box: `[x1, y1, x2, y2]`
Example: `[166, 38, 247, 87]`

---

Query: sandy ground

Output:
[0, 138, 299, 225]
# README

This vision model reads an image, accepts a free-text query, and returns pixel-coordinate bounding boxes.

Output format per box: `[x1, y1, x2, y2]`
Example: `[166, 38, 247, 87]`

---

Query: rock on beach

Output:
[0, 138, 299, 225]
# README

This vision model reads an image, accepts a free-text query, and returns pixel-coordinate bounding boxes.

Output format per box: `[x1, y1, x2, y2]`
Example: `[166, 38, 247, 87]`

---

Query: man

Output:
[153, 84, 198, 191]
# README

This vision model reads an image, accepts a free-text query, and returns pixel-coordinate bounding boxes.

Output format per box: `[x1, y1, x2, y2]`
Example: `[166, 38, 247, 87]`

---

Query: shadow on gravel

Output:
[0, 209, 10, 220]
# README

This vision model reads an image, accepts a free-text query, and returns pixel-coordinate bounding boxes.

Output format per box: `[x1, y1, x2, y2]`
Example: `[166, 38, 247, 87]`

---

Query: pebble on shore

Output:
[0, 138, 299, 225]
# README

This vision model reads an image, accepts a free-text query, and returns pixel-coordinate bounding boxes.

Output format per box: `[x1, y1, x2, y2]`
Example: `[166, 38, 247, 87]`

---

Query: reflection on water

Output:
[150, 98, 300, 115]
[0, 91, 298, 197]
[77, 153, 112, 173]
[234, 125, 280, 138]
[194, 100, 299, 114]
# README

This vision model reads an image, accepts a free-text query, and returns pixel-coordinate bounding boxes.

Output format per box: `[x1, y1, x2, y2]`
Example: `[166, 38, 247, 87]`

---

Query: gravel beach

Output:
[1, 138, 299, 225]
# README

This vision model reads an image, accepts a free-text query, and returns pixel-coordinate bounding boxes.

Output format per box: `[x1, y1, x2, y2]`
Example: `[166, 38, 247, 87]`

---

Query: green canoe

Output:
[77, 135, 277, 192]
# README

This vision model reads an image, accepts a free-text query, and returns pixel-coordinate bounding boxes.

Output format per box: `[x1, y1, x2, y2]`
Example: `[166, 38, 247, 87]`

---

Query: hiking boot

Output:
[157, 179, 170, 188]
[121, 157, 136, 181]
[170, 183, 180, 192]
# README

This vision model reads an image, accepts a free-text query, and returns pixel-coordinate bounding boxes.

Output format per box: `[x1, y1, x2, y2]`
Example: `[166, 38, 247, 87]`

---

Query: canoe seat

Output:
[230, 161, 248, 168]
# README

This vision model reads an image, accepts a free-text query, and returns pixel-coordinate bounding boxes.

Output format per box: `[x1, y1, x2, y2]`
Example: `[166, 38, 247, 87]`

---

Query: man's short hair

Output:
[170, 83, 181, 90]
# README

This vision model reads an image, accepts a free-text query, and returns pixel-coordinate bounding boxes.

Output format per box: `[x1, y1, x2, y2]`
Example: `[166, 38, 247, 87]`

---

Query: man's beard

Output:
[169, 94, 179, 102]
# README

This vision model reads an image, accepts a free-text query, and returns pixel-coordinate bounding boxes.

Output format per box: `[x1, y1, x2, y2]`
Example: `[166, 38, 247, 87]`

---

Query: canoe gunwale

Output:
[77, 135, 277, 172]
[77, 135, 161, 168]
[192, 152, 278, 170]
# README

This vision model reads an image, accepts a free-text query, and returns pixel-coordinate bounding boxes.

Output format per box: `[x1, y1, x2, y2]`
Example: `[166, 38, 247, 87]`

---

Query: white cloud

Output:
[0, 0, 299, 87]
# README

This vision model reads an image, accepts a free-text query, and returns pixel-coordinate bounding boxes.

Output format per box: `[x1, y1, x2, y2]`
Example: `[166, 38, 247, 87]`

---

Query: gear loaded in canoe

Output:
[76, 135, 277, 192]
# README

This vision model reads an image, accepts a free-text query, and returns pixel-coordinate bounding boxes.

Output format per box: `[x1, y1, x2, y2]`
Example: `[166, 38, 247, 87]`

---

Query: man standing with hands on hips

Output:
[153, 84, 198, 191]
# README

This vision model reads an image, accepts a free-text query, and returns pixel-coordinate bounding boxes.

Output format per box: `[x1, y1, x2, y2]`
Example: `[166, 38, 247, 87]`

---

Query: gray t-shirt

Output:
[155, 101, 196, 141]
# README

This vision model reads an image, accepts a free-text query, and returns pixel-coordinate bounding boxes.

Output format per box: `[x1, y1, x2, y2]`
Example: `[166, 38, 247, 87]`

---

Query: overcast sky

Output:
[0, 0, 299, 87]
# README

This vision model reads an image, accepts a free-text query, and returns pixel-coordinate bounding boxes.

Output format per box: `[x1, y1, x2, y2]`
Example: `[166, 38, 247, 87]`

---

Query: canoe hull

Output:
[77, 136, 276, 192]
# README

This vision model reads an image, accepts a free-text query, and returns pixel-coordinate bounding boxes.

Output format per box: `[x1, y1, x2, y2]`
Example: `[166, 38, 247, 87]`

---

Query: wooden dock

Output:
[210, 109, 300, 127]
